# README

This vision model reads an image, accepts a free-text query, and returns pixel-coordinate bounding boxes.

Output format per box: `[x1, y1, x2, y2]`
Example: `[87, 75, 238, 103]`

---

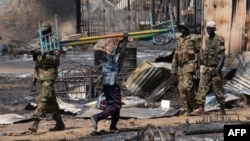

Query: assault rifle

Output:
[193, 52, 200, 95]
[30, 64, 38, 93]
[30, 75, 37, 93]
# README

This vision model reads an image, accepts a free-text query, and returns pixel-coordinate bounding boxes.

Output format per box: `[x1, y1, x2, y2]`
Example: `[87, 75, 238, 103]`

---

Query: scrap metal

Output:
[184, 111, 249, 135]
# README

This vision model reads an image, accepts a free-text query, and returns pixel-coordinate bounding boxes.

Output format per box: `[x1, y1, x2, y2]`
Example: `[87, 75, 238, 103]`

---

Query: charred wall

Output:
[0, 0, 77, 45]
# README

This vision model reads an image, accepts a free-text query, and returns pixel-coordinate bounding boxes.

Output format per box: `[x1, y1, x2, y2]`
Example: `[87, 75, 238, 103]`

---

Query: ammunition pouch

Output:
[186, 45, 196, 61]
[176, 49, 195, 64]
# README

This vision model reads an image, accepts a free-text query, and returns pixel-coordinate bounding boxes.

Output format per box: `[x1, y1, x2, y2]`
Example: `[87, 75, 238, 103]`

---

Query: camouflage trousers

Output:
[33, 80, 61, 120]
[196, 66, 225, 105]
[178, 72, 198, 113]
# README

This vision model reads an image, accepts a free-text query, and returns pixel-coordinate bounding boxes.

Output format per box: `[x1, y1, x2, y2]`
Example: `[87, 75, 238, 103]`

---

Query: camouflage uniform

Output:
[32, 46, 61, 120]
[196, 35, 225, 105]
[171, 34, 200, 114]
[28, 22, 65, 132]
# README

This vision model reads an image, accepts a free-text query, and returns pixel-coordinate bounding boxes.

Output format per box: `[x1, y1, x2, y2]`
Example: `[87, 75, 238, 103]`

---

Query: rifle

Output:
[193, 52, 200, 95]
[30, 77, 37, 93]
[30, 64, 38, 93]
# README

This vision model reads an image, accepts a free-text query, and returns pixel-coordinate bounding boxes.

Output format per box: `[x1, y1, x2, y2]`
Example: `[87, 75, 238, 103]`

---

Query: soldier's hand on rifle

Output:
[210, 69, 218, 77]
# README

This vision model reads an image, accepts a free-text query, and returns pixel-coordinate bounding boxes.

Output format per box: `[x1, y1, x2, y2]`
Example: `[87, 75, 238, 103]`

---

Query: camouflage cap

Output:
[40, 22, 52, 31]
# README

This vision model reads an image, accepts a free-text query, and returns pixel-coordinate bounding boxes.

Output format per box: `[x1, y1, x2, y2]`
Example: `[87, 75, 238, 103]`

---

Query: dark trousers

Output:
[93, 84, 122, 129]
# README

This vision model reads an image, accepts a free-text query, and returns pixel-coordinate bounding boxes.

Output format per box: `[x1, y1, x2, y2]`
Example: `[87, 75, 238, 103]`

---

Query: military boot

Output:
[49, 119, 65, 131]
[191, 105, 205, 115]
[29, 119, 40, 132]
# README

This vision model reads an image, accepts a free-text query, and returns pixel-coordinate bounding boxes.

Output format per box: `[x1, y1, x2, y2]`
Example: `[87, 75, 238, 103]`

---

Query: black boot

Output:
[29, 119, 40, 132]
[49, 119, 65, 131]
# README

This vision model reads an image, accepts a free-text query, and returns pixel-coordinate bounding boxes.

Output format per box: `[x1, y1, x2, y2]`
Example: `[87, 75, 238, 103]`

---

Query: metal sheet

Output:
[76, 107, 180, 119]
[0, 114, 32, 125]
[124, 61, 174, 99]
[224, 64, 250, 95]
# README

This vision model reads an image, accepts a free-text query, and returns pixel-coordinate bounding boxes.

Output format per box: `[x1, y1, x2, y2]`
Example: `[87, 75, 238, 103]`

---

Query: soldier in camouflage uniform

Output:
[192, 21, 226, 115]
[29, 22, 65, 132]
[171, 21, 200, 116]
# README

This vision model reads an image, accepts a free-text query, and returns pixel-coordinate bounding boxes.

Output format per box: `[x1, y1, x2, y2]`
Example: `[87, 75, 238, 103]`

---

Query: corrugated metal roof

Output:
[124, 61, 177, 102]
[223, 51, 250, 95]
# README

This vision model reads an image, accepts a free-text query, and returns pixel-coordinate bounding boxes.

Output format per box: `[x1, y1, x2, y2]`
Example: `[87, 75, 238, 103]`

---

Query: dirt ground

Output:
[1, 58, 250, 141]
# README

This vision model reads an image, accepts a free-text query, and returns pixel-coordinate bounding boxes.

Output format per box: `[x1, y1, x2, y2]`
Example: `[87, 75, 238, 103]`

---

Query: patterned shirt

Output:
[101, 48, 121, 85]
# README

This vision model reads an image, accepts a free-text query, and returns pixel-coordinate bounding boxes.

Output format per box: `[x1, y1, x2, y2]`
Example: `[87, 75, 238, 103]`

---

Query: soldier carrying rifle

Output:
[171, 21, 201, 116]
[192, 21, 226, 115]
